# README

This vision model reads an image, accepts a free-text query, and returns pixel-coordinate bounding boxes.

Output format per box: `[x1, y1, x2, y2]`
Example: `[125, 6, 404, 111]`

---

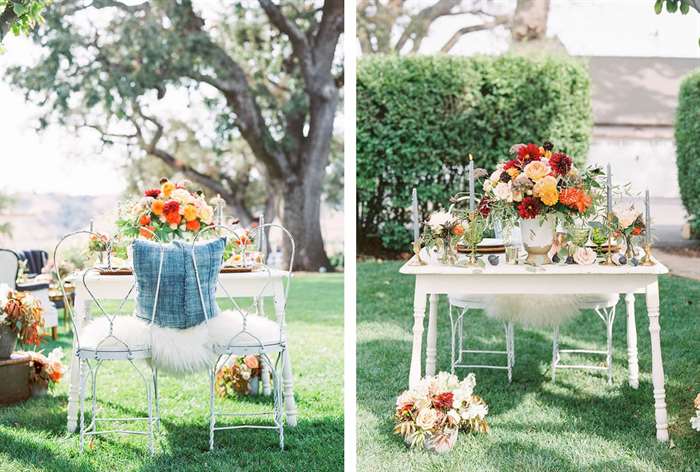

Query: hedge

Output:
[676, 70, 700, 237]
[357, 54, 593, 254]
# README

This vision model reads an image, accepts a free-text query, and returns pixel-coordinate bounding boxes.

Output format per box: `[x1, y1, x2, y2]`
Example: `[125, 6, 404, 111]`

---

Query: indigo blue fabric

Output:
[132, 237, 226, 329]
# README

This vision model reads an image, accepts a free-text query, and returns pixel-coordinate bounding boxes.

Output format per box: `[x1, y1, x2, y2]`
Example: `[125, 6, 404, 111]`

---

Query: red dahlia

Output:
[503, 159, 520, 171]
[144, 188, 161, 198]
[163, 200, 180, 215]
[432, 392, 454, 410]
[518, 196, 541, 219]
[517, 143, 542, 164]
[478, 196, 491, 218]
[549, 152, 573, 176]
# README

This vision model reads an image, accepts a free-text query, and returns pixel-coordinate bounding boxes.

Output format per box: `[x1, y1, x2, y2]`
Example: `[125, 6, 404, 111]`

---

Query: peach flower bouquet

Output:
[394, 372, 489, 453]
[215, 355, 262, 397]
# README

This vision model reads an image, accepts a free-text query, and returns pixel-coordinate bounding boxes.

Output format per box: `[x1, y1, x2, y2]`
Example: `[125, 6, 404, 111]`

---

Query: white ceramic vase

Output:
[519, 215, 557, 265]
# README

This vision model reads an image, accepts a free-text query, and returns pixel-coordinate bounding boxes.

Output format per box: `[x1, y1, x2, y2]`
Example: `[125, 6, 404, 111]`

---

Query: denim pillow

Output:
[132, 237, 225, 329]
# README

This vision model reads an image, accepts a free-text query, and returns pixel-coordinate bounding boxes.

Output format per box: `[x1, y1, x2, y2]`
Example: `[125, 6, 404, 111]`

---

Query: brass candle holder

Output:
[408, 238, 427, 266]
[641, 241, 655, 266]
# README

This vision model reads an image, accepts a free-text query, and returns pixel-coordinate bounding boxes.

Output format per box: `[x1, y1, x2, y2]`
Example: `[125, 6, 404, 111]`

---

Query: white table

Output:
[66, 270, 298, 433]
[400, 255, 670, 442]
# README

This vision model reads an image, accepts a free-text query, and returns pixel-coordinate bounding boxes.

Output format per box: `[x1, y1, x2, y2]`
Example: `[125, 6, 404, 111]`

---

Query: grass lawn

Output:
[357, 261, 700, 471]
[0, 273, 343, 472]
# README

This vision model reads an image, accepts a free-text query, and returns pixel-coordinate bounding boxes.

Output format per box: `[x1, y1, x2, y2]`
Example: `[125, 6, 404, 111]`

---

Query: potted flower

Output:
[0, 288, 44, 359]
[215, 355, 262, 397]
[394, 372, 489, 453]
[481, 142, 602, 264]
[611, 204, 646, 260]
[421, 211, 463, 265]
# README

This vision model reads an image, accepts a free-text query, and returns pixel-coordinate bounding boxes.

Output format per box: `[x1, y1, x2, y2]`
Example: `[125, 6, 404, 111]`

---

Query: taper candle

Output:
[645, 189, 651, 245]
[411, 188, 419, 242]
[468, 154, 475, 212]
[606, 163, 612, 215]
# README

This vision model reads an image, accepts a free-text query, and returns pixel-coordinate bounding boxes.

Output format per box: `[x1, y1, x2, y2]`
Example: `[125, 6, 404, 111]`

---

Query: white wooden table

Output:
[66, 270, 298, 432]
[400, 254, 671, 442]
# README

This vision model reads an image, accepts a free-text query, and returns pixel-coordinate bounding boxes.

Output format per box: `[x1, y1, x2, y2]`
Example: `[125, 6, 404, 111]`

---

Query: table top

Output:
[70, 268, 290, 285]
[399, 253, 668, 276]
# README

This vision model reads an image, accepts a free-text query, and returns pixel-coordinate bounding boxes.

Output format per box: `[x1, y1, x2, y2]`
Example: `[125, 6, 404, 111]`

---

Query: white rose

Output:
[483, 180, 493, 192]
[426, 211, 453, 232]
[415, 408, 438, 430]
[574, 247, 597, 265]
[396, 391, 417, 408]
[461, 402, 488, 420]
[614, 205, 641, 229]
[493, 182, 513, 202]
[691, 412, 700, 432]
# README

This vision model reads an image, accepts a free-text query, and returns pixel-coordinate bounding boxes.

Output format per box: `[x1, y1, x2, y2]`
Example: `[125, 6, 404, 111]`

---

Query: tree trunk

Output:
[0, 3, 17, 40]
[511, 0, 550, 42]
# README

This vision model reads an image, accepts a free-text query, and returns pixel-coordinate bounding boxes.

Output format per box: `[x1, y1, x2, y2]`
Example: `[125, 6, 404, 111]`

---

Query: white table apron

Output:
[66, 270, 298, 433]
[400, 258, 670, 442]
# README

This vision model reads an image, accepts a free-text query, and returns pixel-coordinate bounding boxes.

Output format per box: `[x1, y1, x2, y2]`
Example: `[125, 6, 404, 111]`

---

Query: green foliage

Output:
[0, 0, 48, 40]
[675, 69, 700, 237]
[357, 55, 592, 254]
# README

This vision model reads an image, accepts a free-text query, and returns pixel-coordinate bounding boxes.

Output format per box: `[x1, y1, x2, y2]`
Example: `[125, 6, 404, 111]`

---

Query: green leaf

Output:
[667, 0, 678, 12]
[12, 2, 27, 16]
[655, 0, 664, 14]
[680, 0, 690, 14]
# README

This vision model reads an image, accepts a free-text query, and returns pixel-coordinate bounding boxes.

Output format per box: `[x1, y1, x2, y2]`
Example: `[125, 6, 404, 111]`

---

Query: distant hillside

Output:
[0, 193, 118, 252]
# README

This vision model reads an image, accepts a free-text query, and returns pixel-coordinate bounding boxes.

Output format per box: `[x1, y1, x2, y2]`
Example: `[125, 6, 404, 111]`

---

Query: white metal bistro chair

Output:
[551, 294, 620, 384]
[193, 223, 293, 450]
[54, 230, 162, 453]
[448, 295, 515, 383]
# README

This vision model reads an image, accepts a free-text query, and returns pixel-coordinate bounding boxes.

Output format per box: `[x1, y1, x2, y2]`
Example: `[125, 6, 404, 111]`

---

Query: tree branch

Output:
[0, 2, 17, 39]
[394, 0, 461, 53]
[90, 0, 150, 13]
[440, 15, 511, 52]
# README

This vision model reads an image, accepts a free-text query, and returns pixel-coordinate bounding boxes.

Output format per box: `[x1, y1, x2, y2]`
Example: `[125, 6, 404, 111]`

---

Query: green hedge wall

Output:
[676, 70, 700, 237]
[357, 54, 593, 254]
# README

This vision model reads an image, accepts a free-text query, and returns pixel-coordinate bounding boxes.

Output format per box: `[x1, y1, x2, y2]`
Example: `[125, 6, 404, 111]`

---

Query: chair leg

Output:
[504, 323, 512, 384]
[449, 304, 456, 374]
[152, 367, 160, 434]
[605, 306, 616, 385]
[79, 360, 87, 453]
[551, 326, 560, 383]
[510, 323, 516, 367]
[275, 352, 285, 450]
[209, 365, 216, 451]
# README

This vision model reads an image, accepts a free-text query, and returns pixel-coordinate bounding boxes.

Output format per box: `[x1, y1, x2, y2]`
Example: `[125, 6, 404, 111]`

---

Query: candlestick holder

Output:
[600, 213, 616, 266]
[408, 239, 427, 266]
[641, 241, 655, 266]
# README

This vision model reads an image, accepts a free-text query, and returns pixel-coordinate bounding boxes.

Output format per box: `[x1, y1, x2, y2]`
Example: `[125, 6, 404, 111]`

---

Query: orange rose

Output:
[186, 219, 201, 232]
[632, 226, 642, 236]
[183, 204, 198, 222]
[139, 214, 151, 226]
[162, 181, 175, 198]
[151, 200, 165, 216]
[166, 212, 181, 225]
[140, 225, 155, 239]
[452, 224, 464, 236]
[244, 355, 259, 369]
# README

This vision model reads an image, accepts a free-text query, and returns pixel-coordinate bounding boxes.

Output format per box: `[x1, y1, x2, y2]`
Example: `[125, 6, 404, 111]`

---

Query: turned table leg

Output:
[625, 293, 639, 389]
[67, 294, 87, 433]
[409, 288, 427, 389]
[646, 280, 669, 442]
[425, 294, 439, 377]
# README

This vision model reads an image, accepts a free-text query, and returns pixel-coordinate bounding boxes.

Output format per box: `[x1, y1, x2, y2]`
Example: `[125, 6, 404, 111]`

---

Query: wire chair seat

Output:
[77, 316, 152, 361]
[209, 311, 286, 356]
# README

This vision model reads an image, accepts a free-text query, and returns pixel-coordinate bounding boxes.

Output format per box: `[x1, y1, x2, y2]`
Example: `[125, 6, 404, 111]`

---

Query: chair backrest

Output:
[19, 250, 48, 276]
[54, 230, 162, 354]
[0, 249, 19, 289]
[132, 236, 226, 329]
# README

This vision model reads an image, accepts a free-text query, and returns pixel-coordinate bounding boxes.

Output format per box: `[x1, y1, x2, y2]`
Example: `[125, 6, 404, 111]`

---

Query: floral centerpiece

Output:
[0, 288, 44, 358]
[222, 228, 260, 268]
[481, 142, 603, 264]
[215, 355, 262, 397]
[691, 393, 700, 432]
[394, 372, 488, 453]
[20, 347, 65, 395]
[116, 178, 216, 242]
[421, 211, 464, 265]
[610, 203, 646, 260]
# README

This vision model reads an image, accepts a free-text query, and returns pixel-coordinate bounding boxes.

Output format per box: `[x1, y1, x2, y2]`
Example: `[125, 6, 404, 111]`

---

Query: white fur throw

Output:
[80, 310, 282, 376]
[484, 295, 581, 328]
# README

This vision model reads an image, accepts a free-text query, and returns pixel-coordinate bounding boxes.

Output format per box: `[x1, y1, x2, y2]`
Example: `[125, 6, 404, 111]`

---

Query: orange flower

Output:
[140, 225, 156, 239]
[183, 204, 198, 222]
[139, 214, 151, 226]
[166, 212, 181, 226]
[186, 219, 201, 232]
[49, 368, 63, 382]
[452, 224, 464, 236]
[559, 188, 591, 213]
[632, 226, 642, 236]
[244, 355, 259, 369]
[151, 200, 165, 216]
[162, 181, 175, 198]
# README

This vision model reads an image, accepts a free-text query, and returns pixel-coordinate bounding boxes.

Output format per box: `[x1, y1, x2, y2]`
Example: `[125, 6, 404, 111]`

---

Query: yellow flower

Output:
[506, 167, 520, 178]
[533, 175, 557, 197]
[540, 186, 559, 206]
[524, 161, 551, 181]
[162, 181, 175, 198]
[183, 204, 198, 222]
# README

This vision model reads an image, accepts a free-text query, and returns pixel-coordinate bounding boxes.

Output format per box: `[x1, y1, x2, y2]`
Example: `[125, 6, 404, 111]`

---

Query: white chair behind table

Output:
[551, 294, 620, 385]
[54, 231, 159, 454]
[0, 249, 19, 288]
[194, 223, 293, 451]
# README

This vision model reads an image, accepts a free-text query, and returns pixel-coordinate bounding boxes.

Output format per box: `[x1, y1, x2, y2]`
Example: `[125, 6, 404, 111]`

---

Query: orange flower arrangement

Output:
[21, 348, 65, 389]
[215, 355, 262, 397]
[1, 290, 44, 346]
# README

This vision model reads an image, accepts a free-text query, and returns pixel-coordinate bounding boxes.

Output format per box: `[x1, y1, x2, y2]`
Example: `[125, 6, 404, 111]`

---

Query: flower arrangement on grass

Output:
[21, 348, 65, 391]
[117, 178, 216, 242]
[394, 372, 488, 453]
[481, 142, 603, 224]
[215, 355, 262, 397]
[0, 289, 44, 347]
[691, 393, 700, 432]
